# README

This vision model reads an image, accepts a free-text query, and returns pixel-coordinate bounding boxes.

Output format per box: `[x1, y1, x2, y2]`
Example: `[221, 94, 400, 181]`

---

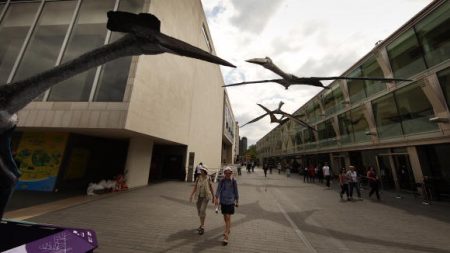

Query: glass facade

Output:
[362, 56, 386, 96]
[387, 29, 427, 79]
[415, 1, 450, 68]
[0, 0, 145, 101]
[350, 106, 370, 142]
[0, 2, 40, 84]
[394, 82, 438, 134]
[338, 111, 353, 144]
[94, 0, 144, 101]
[372, 93, 403, 139]
[437, 67, 450, 108]
[348, 67, 366, 104]
[48, 0, 116, 101]
[12, 1, 76, 81]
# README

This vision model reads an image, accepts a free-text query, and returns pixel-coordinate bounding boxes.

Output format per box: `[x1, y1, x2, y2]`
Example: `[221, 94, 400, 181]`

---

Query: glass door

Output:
[392, 154, 417, 192]
[376, 155, 396, 190]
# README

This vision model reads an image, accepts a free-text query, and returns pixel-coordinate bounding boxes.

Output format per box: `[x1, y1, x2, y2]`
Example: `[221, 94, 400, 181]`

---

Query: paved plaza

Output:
[8, 168, 450, 253]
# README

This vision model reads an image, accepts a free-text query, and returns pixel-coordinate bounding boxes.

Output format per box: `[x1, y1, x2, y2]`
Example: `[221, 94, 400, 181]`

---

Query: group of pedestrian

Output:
[339, 165, 380, 201]
[190, 165, 239, 246]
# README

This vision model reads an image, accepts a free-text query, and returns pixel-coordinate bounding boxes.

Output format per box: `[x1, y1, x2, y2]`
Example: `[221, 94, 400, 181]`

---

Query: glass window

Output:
[303, 128, 316, 143]
[362, 56, 386, 96]
[333, 86, 345, 112]
[318, 119, 336, 147]
[0, 2, 40, 84]
[338, 111, 353, 144]
[306, 103, 315, 122]
[350, 106, 371, 142]
[348, 67, 366, 103]
[322, 89, 335, 115]
[94, 0, 145, 102]
[387, 29, 427, 79]
[438, 67, 450, 108]
[395, 81, 438, 134]
[415, 1, 450, 68]
[372, 93, 403, 139]
[313, 102, 321, 121]
[12, 1, 76, 86]
[48, 0, 116, 101]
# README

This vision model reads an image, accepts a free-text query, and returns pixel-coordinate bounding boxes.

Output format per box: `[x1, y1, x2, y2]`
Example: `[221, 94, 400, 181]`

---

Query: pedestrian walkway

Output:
[5, 167, 450, 252]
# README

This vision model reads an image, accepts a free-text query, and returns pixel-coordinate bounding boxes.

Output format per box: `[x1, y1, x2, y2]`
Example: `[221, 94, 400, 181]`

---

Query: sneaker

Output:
[198, 228, 204, 235]
[422, 201, 430, 205]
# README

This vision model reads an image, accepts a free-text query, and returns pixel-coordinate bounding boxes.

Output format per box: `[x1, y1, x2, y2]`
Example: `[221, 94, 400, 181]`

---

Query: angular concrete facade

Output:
[2, 0, 234, 191]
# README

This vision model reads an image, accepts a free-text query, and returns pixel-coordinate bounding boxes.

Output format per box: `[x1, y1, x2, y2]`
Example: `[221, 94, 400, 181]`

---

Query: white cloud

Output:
[202, 0, 433, 145]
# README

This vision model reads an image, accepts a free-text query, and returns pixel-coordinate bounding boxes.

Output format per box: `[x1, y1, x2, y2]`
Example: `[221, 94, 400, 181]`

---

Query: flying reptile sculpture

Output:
[241, 101, 316, 132]
[223, 57, 410, 90]
[0, 11, 235, 219]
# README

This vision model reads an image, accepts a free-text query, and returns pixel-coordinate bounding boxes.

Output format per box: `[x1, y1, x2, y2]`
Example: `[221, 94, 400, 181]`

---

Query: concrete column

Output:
[125, 137, 154, 188]
[407, 146, 424, 191]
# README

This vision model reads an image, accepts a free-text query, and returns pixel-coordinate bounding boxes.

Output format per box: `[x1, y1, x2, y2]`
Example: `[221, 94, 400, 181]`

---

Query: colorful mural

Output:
[15, 132, 68, 192]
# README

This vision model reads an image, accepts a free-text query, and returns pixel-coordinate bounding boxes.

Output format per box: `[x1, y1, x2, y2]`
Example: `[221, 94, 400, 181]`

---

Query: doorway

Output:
[376, 153, 417, 192]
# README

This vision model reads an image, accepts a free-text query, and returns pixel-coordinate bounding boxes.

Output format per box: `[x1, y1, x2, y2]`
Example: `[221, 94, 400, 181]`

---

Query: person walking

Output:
[339, 168, 350, 201]
[303, 167, 308, 183]
[215, 167, 239, 245]
[348, 165, 362, 200]
[322, 162, 331, 188]
[263, 163, 268, 177]
[367, 166, 381, 200]
[189, 166, 215, 235]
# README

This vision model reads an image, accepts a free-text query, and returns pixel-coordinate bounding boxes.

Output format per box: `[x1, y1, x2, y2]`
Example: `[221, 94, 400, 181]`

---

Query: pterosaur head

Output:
[278, 101, 284, 110]
[246, 57, 272, 66]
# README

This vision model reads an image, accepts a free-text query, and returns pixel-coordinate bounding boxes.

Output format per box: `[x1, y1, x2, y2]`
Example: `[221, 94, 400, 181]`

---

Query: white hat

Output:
[223, 166, 233, 172]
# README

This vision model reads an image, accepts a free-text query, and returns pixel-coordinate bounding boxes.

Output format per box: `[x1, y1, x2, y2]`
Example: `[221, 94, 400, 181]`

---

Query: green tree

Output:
[245, 145, 257, 160]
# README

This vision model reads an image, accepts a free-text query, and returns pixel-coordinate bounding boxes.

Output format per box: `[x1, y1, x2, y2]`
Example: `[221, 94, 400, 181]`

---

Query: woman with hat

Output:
[189, 165, 215, 235]
[215, 166, 239, 245]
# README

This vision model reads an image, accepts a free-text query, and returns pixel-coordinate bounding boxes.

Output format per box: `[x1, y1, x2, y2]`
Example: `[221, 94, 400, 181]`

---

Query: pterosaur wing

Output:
[222, 79, 284, 87]
[240, 113, 269, 127]
[307, 76, 410, 82]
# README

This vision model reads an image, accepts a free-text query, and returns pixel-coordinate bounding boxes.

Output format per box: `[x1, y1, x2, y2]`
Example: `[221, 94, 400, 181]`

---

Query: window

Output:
[338, 111, 353, 144]
[12, 1, 76, 89]
[201, 24, 212, 53]
[350, 106, 370, 143]
[333, 85, 345, 112]
[48, 0, 116, 101]
[348, 67, 366, 104]
[395, 81, 438, 134]
[362, 56, 386, 96]
[438, 67, 450, 108]
[387, 29, 427, 79]
[322, 89, 335, 115]
[415, 1, 450, 68]
[94, 0, 145, 102]
[317, 119, 336, 147]
[372, 93, 403, 139]
[0, 2, 40, 84]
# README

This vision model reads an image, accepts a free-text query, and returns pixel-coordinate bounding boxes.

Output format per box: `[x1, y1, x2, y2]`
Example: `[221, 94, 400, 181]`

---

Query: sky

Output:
[200, 0, 433, 146]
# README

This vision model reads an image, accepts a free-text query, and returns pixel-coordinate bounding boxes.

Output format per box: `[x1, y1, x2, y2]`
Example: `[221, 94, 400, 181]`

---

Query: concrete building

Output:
[239, 137, 248, 159]
[0, 0, 236, 192]
[257, 0, 450, 199]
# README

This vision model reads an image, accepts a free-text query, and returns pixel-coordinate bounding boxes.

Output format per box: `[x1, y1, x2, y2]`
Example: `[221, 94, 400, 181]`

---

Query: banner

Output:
[15, 132, 69, 192]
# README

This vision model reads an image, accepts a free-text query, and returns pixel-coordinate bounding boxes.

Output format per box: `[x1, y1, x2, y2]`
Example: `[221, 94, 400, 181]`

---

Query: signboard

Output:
[15, 132, 68, 192]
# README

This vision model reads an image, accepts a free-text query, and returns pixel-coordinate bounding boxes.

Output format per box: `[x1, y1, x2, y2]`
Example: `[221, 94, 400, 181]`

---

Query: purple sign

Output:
[1, 221, 97, 253]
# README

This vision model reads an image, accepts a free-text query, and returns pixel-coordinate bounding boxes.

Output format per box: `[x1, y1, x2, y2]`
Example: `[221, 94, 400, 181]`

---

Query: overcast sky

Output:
[200, 0, 433, 146]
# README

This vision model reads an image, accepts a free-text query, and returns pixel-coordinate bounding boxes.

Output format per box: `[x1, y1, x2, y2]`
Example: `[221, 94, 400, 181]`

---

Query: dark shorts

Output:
[221, 204, 235, 215]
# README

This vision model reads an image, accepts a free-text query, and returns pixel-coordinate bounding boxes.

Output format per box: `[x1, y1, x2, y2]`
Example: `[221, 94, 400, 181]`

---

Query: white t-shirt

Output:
[322, 166, 330, 176]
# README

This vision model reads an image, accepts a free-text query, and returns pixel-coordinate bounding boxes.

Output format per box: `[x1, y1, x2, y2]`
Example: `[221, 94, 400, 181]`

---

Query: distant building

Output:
[257, 0, 450, 199]
[239, 137, 248, 159]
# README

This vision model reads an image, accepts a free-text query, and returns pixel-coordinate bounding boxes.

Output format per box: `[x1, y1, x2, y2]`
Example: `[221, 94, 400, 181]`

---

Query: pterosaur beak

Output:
[246, 57, 271, 65]
[156, 33, 236, 67]
[107, 11, 236, 68]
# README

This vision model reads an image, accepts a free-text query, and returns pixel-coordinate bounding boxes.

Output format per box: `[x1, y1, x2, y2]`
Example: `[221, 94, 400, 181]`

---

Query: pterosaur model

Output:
[0, 11, 235, 219]
[223, 57, 410, 89]
[241, 101, 316, 132]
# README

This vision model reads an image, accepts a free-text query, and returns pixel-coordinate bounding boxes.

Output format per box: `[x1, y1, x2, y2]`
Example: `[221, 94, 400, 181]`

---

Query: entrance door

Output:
[392, 155, 416, 192]
[376, 155, 396, 190]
